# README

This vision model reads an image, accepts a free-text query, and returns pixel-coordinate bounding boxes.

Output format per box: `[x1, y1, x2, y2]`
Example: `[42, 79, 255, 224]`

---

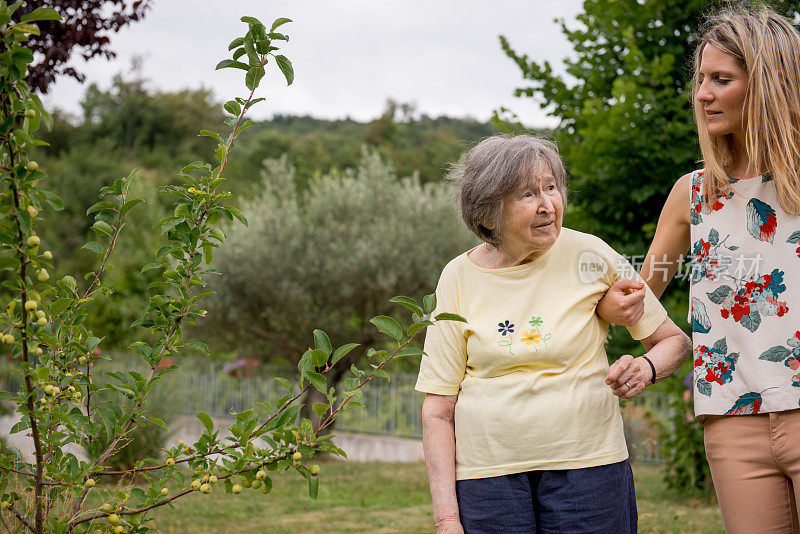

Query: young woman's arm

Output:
[597, 173, 693, 325]
[422, 393, 464, 534]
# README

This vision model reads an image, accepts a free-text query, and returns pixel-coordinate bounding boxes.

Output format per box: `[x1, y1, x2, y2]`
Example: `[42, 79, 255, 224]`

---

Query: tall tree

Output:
[500, 0, 800, 255]
[18, 0, 152, 93]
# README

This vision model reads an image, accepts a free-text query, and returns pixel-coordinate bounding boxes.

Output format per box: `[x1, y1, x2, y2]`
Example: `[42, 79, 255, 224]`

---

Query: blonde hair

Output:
[693, 4, 800, 214]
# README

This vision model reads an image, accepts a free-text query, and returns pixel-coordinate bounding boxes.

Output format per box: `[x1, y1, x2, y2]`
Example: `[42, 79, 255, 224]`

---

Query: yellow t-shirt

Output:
[415, 227, 667, 480]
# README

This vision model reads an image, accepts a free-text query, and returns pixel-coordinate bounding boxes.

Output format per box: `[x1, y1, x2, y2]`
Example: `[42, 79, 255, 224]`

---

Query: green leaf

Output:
[82, 241, 103, 254]
[389, 296, 423, 316]
[372, 369, 391, 381]
[407, 320, 433, 337]
[184, 341, 210, 354]
[305, 371, 327, 393]
[197, 411, 214, 433]
[227, 207, 248, 226]
[215, 59, 250, 71]
[274, 377, 293, 392]
[370, 316, 403, 341]
[91, 221, 114, 237]
[224, 100, 242, 116]
[86, 337, 102, 352]
[274, 55, 294, 85]
[20, 7, 61, 22]
[395, 346, 423, 358]
[434, 312, 467, 323]
[312, 403, 330, 417]
[331, 343, 359, 366]
[60, 275, 77, 293]
[228, 37, 245, 50]
[308, 476, 319, 499]
[309, 349, 328, 367]
[313, 329, 332, 354]
[270, 17, 292, 31]
[199, 130, 222, 142]
[240, 15, 263, 26]
[86, 200, 114, 215]
[245, 65, 265, 91]
[39, 190, 64, 210]
[120, 198, 144, 217]
[423, 293, 436, 314]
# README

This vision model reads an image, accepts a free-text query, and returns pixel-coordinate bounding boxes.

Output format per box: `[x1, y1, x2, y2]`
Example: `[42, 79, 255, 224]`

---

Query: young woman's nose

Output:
[696, 80, 713, 104]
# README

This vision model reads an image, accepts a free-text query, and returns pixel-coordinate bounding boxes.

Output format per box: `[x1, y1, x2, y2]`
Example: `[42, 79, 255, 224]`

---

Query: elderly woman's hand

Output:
[597, 280, 647, 327]
[606, 354, 650, 399]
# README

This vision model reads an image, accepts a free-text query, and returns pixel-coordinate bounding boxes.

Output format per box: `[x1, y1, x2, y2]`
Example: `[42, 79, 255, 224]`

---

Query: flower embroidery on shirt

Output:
[497, 320, 514, 336]
[497, 320, 516, 356]
[693, 337, 739, 397]
[690, 228, 737, 285]
[746, 198, 778, 244]
[787, 231, 800, 258]
[758, 331, 800, 405]
[709, 268, 789, 332]
[690, 170, 733, 225]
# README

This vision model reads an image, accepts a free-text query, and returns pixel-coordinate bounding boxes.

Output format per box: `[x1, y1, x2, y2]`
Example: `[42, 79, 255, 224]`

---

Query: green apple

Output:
[261, 485, 271, 494]
[27, 205, 37, 218]
[231, 484, 242, 494]
[200, 483, 211, 494]
[309, 464, 320, 476]
[256, 470, 266, 480]
[190, 479, 201, 491]
[78, 356, 88, 365]
[161, 487, 169, 496]
[0, 500, 9, 510]
[44, 385, 54, 395]
[251, 480, 262, 490]
[1, 334, 13, 344]
[208, 475, 217, 484]
[27, 235, 39, 247]
[292, 451, 302, 462]
[108, 513, 120, 526]
[84, 478, 95, 488]
[25, 161, 38, 172]
[42, 250, 52, 260]
[25, 109, 36, 118]
[113, 526, 124, 534]
[165, 458, 175, 467]
[36, 317, 47, 326]
[24, 300, 36, 311]
[37, 269, 48, 282]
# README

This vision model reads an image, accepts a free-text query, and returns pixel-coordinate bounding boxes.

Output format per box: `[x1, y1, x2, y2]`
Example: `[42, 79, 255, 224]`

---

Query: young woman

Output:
[600, 6, 800, 531]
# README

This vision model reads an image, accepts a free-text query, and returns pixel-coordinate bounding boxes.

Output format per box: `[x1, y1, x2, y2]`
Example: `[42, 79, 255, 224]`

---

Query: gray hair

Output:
[449, 135, 568, 245]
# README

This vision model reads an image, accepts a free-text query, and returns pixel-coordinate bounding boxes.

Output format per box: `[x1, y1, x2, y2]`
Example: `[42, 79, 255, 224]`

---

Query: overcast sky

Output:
[42, 0, 583, 128]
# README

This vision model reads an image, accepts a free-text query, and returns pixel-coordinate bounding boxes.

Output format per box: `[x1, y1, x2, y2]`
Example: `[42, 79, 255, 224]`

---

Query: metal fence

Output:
[0, 356, 674, 462]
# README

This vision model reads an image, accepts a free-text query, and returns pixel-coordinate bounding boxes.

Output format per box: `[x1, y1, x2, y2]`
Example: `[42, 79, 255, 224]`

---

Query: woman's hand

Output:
[597, 280, 646, 326]
[606, 354, 650, 399]
[607, 317, 692, 399]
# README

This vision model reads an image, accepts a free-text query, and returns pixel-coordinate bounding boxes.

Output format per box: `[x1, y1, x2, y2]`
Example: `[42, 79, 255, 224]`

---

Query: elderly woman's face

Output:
[498, 168, 563, 259]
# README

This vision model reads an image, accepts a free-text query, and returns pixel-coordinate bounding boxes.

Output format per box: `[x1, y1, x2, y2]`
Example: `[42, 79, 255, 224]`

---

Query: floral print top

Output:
[690, 169, 800, 416]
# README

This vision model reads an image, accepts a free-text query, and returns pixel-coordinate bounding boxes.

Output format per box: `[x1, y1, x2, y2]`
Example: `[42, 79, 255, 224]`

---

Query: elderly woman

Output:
[416, 135, 691, 533]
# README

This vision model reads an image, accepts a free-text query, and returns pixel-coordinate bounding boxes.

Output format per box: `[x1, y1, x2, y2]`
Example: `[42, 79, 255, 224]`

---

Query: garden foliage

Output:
[0, 6, 464, 533]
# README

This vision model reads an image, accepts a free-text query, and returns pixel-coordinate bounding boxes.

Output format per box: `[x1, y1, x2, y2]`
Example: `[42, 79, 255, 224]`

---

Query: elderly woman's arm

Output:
[606, 317, 692, 399]
[422, 393, 464, 534]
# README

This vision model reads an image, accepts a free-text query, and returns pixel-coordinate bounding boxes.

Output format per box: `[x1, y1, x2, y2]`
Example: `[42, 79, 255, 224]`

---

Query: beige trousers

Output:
[704, 410, 800, 534]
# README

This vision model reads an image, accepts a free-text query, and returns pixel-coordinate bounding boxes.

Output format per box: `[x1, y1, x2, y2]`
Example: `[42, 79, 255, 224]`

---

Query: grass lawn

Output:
[137, 461, 723, 533]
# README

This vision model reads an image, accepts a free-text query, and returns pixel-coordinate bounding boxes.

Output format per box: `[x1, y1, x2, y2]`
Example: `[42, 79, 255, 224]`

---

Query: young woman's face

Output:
[695, 44, 749, 140]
